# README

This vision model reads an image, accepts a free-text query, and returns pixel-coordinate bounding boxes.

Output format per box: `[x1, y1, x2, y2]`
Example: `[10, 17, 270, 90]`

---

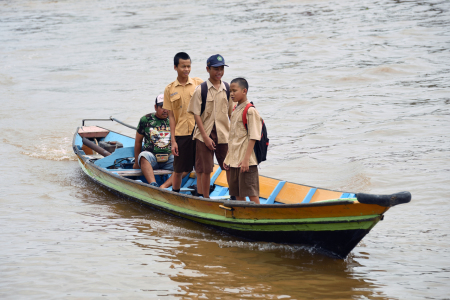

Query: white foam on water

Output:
[22, 136, 77, 161]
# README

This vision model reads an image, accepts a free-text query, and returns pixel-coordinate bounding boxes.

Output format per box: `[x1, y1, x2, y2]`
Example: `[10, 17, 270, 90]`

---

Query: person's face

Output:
[174, 59, 191, 79]
[206, 65, 224, 82]
[230, 82, 247, 103]
[155, 105, 168, 120]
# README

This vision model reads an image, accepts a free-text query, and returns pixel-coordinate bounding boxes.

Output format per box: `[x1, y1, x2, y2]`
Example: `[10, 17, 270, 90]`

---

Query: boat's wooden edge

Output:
[83, 159, 360, 208]
[221, 200, 356, 208]
[84, 159, 230, 204]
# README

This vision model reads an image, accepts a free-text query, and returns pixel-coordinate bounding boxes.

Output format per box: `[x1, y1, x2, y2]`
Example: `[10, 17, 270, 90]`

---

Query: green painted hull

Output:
[78, 159, 381, 258]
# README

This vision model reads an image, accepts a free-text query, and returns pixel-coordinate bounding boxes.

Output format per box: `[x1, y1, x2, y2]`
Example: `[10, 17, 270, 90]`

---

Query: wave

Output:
[21, 136, 77, 161]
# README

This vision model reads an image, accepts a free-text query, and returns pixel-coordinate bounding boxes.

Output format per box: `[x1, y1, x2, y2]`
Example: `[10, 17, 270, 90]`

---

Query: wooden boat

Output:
[72, 119, 411, 259]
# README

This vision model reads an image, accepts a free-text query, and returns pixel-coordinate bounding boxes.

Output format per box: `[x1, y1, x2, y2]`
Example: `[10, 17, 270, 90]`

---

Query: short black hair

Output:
[230, 77, 249, 90]
[174, 52, 191, 66]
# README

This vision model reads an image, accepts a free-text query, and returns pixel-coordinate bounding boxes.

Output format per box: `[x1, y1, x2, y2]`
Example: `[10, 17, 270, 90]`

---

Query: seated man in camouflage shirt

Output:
[133, 94, 174, 188]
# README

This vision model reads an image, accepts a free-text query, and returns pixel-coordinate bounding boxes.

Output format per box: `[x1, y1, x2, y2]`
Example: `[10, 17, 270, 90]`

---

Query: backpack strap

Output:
[200, 81, 208, 116]
[242, 103, 255, 131]
[223, 82, 230, 101]
[200, 81, 231, 116]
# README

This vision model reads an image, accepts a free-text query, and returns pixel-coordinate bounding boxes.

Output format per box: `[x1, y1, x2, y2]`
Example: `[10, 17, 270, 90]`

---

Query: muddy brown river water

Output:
[1, 0, 449, 299]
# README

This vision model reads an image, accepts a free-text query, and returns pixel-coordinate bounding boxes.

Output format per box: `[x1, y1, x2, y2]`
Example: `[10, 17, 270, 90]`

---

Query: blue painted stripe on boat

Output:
[181, 173, 193, 188]
[301, 188, 317, 203]
[94, 147, 135, 168]
[182, 177, 195, 188]
[74, 134, 83, 147]
[218, 188, 229, 196]
[265, 181, 286, 204]
[104, 131, 135, 147]
[210, 186, 229, 197]
[210, 168, 222, 186]
[340, 193, 350, 198]
[349, 193, 355, 198]
[210, 186, 223, 197]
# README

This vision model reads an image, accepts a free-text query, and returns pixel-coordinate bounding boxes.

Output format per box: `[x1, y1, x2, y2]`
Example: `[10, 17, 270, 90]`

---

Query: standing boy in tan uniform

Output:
[223, 78, 262, 204]
[163, 52, 203, 193]
[187, 54, 234, 198]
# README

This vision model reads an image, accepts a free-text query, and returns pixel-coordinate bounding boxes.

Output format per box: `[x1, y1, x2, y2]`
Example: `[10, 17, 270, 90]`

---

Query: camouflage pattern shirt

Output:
[136, 113, 171, 154]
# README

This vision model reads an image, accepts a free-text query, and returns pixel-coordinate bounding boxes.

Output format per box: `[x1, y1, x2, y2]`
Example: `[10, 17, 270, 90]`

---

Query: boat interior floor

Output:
[76, 131, 356, 205]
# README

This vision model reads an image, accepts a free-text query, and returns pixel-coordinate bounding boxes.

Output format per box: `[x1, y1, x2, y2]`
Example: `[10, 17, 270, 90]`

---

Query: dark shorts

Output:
[229, 166, 259, 197]
[195, 127, 228, 174]
[173, 135, 196, 173]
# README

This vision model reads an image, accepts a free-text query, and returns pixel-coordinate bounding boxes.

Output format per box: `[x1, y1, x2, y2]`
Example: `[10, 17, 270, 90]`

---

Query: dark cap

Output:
[207, 54, 229, 67]
[155, 94, 164, 106]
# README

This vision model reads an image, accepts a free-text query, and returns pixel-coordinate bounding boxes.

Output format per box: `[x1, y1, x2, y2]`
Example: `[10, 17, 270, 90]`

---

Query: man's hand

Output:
[238, 160, 250, 173]
[204, 136, 216, 151]
[133, 162, 140, 169]
[171, 140, 179, 156]
[223, 162, 230, 170]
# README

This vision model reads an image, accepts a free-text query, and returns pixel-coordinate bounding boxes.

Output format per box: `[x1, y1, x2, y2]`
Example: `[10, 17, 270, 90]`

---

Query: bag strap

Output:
[242, 102, 255, 131]
[200, 81, 208, 116]
[200, 81, 231, 116]
[224, 82, 230, 101]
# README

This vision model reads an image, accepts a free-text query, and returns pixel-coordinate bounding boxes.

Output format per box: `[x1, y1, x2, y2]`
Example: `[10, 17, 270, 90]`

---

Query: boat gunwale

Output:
[82, 157, 362, 210]
[80, 165, 382, 226]
[72, 126, 362, 209]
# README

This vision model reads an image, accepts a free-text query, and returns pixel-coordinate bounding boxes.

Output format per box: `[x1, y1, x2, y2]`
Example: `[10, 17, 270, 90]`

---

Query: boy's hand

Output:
[205, 137, 216, 151]
[133, 162, 139, 169]
[223, 162, 230, 170]
[171, 140, 179, 156]
[238, 160, 250, 173]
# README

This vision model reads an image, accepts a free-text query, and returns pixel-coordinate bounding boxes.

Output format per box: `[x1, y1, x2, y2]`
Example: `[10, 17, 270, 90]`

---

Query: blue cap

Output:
[207, 54, 229, 67]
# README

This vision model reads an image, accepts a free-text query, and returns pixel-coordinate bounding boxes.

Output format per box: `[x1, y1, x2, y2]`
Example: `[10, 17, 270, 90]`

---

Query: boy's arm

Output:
[168, 110, 178, 156]
[247, 108, 262, 141]
[238, 108, 261, 172]
[194, 114, 216, 151]
[188, 85, 216, 151]
[239, 139, 256, 172]
[133, 132, 144, 169]
[223, 150, 230, 170]
[164, 87, 179, 156]
[227, 94, 234, 118]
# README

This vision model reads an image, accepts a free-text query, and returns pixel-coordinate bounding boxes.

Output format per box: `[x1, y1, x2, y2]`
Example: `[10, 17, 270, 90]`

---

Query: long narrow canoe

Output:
[72, 123, 411, 258]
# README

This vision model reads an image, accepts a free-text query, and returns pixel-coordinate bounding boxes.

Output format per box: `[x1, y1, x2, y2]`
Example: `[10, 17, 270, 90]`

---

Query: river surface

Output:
[1, 0, 449, 299]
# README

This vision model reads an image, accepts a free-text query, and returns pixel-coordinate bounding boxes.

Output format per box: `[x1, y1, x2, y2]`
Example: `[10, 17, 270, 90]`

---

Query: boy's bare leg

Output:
[235, 196, 260, 204]
[198, 172, 211, 198]
[164, 171, 190, 190]
[196, 174, 203, 195]
[171, 172, 183, 190]
[249, 196, 260, 204]
[140, 158, 156, 184]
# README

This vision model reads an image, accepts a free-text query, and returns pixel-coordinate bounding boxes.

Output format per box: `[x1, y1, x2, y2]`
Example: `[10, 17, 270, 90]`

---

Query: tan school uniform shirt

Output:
[163, 77, 203, 136]
[224, 100, 262, 168]
[187, 79, 234, 144]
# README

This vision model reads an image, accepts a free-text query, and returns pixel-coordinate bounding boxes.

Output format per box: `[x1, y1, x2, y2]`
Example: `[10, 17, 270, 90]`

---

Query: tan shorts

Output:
[173, 135, 196, 173]
[229, 166, 259, 197]
[195, 127, 228, 174]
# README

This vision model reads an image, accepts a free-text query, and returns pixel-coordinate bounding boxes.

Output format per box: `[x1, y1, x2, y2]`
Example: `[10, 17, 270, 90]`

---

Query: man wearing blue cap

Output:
[188, 54, 234, 198]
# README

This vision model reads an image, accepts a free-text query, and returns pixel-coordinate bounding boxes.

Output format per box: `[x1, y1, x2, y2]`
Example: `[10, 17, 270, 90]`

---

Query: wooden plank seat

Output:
[111, 169, 173, 177]
[78, 126, 109, 138]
